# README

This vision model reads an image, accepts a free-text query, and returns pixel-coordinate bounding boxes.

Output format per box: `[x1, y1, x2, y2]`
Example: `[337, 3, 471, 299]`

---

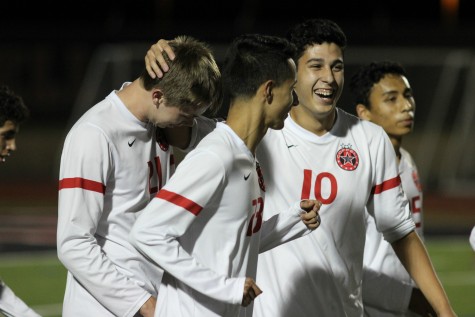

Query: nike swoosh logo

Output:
[128, 139, 136, 147]
[287, 144, 297, 148]
[244, 173, 251, 180]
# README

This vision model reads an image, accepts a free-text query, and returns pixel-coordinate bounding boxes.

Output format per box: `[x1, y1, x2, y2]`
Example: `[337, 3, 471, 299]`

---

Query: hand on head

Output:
[145, 39, 175, 79]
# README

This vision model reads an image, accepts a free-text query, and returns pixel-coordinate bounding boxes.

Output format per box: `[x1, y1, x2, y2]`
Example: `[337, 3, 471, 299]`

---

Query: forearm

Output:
[392, 231, 456, 316]
[259, 201, 310, 253]
[57, 196, 150, 316]
[130, 226, 244, 305]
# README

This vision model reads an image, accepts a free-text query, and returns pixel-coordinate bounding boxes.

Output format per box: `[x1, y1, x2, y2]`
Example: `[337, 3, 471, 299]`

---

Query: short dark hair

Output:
[349, 61, 407, 109]
[286, 18, 347, 63]
[0, 85, 30, 127]
[222, 33, 296, 102]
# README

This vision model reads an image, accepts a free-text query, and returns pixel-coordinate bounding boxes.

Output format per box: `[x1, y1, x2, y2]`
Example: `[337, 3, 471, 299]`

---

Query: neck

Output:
[225, 100, 267, 154]
[116, 79, 150, 122]
[289, 106, 337, 136]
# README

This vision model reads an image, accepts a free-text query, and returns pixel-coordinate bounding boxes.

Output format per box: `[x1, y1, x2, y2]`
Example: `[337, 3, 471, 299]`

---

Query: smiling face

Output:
[294, 43, 344, 118]
[0, 120, 18, 163]
[362, 73, 415, 141]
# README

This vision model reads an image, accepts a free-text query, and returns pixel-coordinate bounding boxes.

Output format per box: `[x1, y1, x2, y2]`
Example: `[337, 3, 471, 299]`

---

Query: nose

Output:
[321, 66, 335, 83]
[6, 139, 16, 152]
[402, 98, 415, 111]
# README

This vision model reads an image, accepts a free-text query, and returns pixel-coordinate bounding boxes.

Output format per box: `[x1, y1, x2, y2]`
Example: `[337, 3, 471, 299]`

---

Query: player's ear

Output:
[356, 103, 371, 120]
[264, 80, 274, 104]
[152, 89, 164, 108]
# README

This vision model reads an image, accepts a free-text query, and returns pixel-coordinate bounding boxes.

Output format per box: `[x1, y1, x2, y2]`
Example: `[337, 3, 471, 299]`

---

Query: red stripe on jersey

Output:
[157, 189, 202, 216]
[371, 176, 401, 195]
[59, 177, 106, 194]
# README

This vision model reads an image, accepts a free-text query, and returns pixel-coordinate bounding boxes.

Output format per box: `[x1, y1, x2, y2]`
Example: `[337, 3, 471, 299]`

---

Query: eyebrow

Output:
[1, 130, 16, 139]
[381, 87, 412, 96]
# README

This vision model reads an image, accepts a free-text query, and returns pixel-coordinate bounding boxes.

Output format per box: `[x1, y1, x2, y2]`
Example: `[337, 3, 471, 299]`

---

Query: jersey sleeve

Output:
[362, 265, 412, 313]
[258, 201, 312, 253]
[362, 212, 413, 313]
[57, 124, 150, 317]
[130, 150, 245, 305]
[366, 131, 415, 243]
[0, 280, 41, 317]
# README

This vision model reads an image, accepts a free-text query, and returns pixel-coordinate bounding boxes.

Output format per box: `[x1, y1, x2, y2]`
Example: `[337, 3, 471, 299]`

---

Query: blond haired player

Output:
[57, 36, 221, 317]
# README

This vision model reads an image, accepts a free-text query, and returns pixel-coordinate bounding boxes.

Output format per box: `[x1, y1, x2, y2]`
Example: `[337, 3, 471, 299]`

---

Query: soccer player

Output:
[350, 61, 436, 316]
[0, 84, 41, 317]
[56, 36, 222, 317]
[129, 33, 321, 317]
[144, 19, 456, 317]
[251, 18, 455, 317]
[251, 19, 455, 317]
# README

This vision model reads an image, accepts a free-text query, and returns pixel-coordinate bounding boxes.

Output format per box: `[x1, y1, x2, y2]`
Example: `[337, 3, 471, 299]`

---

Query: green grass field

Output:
[0, 236, 474, 317]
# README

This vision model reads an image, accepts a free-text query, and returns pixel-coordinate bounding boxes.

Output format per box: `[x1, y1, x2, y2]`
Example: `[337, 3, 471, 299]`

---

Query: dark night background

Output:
[2, 0, 474, 121]
[2, 0, 475, 122]
[1, 0, 475, 211]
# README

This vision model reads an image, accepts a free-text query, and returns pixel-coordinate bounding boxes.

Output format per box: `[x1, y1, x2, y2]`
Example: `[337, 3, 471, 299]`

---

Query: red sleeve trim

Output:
[156, 189, 202, 216]
[371, 176, 401, 195]
[59, 177, 106, 194]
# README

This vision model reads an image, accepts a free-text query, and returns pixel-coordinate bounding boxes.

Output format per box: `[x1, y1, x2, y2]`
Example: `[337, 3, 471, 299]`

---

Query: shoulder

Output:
[337, 108, 386, 141]
[70, 98, 113, 129]
[190, 127, 237, 167]
[400, 147, 413, 160]
[400, 147, 417, 168]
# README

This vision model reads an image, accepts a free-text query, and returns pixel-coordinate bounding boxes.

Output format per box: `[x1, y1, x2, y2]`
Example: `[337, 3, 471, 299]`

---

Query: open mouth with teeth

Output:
[315, 89, 335, 101]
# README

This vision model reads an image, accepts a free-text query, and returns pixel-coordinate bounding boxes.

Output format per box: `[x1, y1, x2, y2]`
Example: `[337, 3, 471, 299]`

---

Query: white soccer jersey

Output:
[363, 147, 424, 316]
[253, 108, 415, 317]
[0, 280, 41, 317]
[57, 83, 176, 317]
[130, 122, 311, 317]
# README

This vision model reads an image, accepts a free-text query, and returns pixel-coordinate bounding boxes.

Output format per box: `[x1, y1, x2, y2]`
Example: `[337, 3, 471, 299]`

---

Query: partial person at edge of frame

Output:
[0, 84, 41, 317]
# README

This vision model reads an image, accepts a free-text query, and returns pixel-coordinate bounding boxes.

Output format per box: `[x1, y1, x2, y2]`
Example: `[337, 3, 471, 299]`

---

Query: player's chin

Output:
[270, 120, 285, 130]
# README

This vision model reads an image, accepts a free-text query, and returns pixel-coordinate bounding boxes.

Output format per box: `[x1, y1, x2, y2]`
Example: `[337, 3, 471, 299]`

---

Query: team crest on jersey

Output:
[336, 144, 359, 171]
[256, 161, 266, 192]
[412, 170, 422, 192]
[156, 128, 169, 151]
